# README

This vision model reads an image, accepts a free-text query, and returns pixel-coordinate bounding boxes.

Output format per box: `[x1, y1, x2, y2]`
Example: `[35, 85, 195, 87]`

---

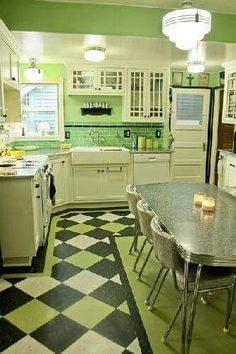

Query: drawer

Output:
[134, 153, 170, 163]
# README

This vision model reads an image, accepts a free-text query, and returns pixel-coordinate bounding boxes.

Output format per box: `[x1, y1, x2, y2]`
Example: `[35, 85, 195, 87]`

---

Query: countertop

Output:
[219, 149, 236, 158]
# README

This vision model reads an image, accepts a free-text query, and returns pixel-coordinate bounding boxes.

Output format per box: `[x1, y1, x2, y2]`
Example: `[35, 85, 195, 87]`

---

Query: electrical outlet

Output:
[156, 129, 162, 139]
[124, 129, 131, 138]
[65, 131, 70, 139]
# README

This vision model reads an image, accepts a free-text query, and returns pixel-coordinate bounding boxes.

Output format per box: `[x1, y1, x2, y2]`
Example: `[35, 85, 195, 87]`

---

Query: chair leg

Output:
[137, 245, 153, 280]
[186, 264, 202, 354]
[148, 268, 169, 311]
[161, 297, 183, 344]
[133, 238, 147, 271]
[200, 292, 208, 305]
[223, 284, 235, 333]
[128, 219, 140, 254]
[145, 266, 165, 305]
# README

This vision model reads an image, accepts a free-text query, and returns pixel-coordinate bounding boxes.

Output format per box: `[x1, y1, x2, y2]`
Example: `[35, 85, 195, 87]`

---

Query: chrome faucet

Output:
[88, 130, 105, 145]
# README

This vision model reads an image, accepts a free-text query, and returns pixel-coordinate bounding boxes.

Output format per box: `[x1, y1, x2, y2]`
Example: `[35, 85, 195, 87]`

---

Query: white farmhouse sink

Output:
[71, 146, 130, 165]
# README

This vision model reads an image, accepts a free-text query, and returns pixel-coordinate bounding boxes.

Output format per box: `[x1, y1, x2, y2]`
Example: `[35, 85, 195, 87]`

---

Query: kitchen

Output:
[0, 1, 236, 353]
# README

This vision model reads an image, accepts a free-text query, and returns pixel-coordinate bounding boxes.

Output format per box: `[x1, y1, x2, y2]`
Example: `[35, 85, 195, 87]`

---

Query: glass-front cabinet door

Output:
[125, 69, 147, 121]
[223, 69, 236, 124]
[69, 68, 97, 93]
[98, 69, 124, 94]
[148, 71, 165, 120]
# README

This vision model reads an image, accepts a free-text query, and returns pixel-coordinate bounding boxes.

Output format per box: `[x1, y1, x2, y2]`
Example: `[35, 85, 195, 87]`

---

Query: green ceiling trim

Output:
[1, 0, 236, 43]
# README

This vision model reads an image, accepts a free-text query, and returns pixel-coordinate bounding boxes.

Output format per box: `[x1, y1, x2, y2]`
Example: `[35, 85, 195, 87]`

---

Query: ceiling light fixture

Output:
[24, 58, 43, 82]
[187, 41, 206, 73]
[84, 47, 106, 62]
[162, 0, 211, 51]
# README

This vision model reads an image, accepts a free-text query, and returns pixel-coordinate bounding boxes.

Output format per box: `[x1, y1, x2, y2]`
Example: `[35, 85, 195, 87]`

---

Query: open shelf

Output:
[81, 107, 112, 116]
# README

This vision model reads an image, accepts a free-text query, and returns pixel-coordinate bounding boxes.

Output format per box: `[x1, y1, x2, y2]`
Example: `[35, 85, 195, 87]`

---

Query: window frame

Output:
[19, 78, 64, 141]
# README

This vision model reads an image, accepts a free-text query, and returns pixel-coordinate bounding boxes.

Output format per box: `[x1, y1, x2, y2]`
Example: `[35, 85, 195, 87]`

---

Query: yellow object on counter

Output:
[152, 140, 159, 149]
[138, 136, 146, 149]
[60, 143, 72, 149]
[10, 150, 25, 159]
[145, 139, 153, 149]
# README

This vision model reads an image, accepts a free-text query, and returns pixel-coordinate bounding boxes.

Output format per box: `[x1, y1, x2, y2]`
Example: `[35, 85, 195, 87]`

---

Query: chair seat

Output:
[176, 265, 235, 292]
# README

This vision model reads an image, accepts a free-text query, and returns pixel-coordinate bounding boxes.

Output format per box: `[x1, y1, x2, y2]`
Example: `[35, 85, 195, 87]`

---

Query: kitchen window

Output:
[20, 79, 64, 140]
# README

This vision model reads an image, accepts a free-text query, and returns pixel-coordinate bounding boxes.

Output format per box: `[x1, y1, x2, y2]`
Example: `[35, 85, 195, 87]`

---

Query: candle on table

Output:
[201, 197, 216, 212]
[193, 192, 206, 206]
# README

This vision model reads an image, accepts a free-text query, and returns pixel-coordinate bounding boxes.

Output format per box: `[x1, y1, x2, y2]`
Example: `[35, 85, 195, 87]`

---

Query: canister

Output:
[153, 139, 159, 149]
[138, 136, 146, 149]
[145, 139, 153, 149]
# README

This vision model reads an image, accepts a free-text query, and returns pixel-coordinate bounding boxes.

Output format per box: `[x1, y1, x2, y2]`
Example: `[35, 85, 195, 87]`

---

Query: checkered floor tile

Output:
[0, 210, 148, 354]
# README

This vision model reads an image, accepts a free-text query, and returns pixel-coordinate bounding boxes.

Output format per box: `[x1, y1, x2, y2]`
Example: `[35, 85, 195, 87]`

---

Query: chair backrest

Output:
[126, 185, 141, 219]
[137, 199, 155, 242]
[151, 216, 183, 271]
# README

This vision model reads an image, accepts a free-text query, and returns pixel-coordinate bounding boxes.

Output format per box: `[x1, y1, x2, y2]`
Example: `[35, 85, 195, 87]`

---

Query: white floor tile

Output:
[2, 335, 53, 354]
[54, 239, 63, 247]
[66, 235, 99, 249]
[102, 237, 110, 244]
[68, 214, 93, 224]
[127, 338, 142, 354]
[0, 279, 12, 292]
[15, 277, 60, 297]
[64, 270, 107, 295]
[97, 213, 121, 222]
[63, 331, 124, 354]
[110, 274, 122, 285]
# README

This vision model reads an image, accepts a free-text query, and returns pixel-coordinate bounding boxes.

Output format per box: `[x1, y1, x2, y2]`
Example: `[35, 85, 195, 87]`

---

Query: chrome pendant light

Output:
[162, 0, 211, 51]
[84, 47, 106, 62]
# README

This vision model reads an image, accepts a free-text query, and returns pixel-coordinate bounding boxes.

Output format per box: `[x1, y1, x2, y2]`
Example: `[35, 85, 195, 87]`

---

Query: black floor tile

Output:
[0, 287, 33, 316]
[38, 284, 85, 312]
[82, 211, 105, 217]
[60, 212, 79, 219]
[53, 243, 79, 260]
[90, 280, 126, 307]
[86, 228, 112, 240]
[31, 314, 88, 353]
[114, 217, 135, 226]
[0, 318, 26, 352]
[111, 211, 131, 216]
[84, 218, 108, 227]
[93, 309, 136, 348]
[5, 278, 25, 285]
[55, 229, 79, 242]
[86, 241, 112, 257]
[57, 219, 78, 228]
[123, 350, 134, 354]
[118, 226, 135, 236]
[88, 259, 118, 279]
[51, 261, 82, 281]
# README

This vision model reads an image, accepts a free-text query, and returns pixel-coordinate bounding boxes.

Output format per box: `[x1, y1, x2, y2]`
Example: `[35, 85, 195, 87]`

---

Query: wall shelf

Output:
[81, 107, 112, 116]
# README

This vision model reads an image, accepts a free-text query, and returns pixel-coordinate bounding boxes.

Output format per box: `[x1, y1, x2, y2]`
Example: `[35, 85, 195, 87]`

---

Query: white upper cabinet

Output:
[123, 68, 168, 122]
[223, 68, 236, 124]
[68, 66, 124, 95]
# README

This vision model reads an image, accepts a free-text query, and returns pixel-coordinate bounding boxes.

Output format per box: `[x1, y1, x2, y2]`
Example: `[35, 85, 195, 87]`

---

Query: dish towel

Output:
[49, 173, 56, 206]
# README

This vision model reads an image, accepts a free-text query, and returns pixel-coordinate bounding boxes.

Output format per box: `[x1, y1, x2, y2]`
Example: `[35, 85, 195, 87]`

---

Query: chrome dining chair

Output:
[151, 216, 235, 351]
[126, 185, 141, 254]
[132, 199, 155, 280]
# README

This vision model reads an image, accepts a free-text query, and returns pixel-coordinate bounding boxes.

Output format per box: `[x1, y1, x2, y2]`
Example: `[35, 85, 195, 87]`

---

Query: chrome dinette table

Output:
[135, 182, 236, 354]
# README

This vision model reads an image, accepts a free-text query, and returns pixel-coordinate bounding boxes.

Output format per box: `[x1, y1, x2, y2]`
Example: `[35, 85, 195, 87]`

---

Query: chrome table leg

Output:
[181, 260, 189, 354]
[145, 266, 164, 305]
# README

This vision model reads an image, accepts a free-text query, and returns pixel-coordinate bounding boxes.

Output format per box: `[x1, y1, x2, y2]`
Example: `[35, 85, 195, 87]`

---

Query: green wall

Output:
[1, 0, 236, 43]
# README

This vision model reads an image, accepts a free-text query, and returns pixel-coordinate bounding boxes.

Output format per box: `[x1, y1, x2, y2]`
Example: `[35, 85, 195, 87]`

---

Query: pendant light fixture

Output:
[187, 41, 205, 73]
[84, 47, 106, 62]
[24, 58, 43, 82]
[162, 0, 211, 51]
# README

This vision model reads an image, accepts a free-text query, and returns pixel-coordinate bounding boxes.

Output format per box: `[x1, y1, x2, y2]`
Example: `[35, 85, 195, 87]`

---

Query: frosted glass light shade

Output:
[162, 7, 211, 51]
[187, 62, 205, 73]
[84, 47, 105, 62]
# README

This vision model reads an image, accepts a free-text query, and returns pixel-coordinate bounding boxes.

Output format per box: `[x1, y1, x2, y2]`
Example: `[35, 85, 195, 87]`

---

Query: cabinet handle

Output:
[98, 170, 100, 173]
[229, 163, 236, 168]
[37, 196, 40, 199]
[144, 115, 147, 118]
[98, 88, 101, 90]
[35, 183, 40, 188]
[11, 77, 16, 81]
[62, 160, 65, 164]
[2, 114, 7, 118]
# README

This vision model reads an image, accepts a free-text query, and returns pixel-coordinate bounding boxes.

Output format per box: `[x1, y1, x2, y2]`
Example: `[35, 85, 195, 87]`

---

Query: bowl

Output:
[10, 150, 25, 159]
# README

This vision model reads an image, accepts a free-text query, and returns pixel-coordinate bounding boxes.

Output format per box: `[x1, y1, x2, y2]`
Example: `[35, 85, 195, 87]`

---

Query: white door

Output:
[171, 88, 210, 182]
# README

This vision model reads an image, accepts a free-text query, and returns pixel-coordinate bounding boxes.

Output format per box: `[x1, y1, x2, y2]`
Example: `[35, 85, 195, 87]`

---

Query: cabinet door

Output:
[223, 69, 236, 124]
[147, 71, 166, 121]
[98, 68, 124, 94]
[1, 40, 11, 82]
[103, 166, 128, 200]
[69, 68, 97, 93]
[51, 159, 66, 205]
[125, 69, 147, 121]
[73, 166, 102, 201]
[10, 50, 19, 83]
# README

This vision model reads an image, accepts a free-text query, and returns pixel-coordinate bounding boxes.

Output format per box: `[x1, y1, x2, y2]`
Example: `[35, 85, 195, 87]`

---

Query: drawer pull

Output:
[229, 163, 236, 168]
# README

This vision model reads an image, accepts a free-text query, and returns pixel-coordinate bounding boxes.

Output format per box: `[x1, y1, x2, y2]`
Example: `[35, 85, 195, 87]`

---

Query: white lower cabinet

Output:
[50, 156, 70, 206]
[73, 165, 128, 202]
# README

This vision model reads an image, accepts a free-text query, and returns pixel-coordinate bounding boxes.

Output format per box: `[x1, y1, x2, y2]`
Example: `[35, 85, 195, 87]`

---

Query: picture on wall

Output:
[172, 72, 183, 86]
[198, 73, 209, 87]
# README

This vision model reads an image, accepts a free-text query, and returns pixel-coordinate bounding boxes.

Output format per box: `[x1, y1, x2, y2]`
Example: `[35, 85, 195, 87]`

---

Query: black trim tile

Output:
[51, 261, 82, 281]
[31, 314, 88, 353]
[0, 287, 33, 316]
[93, 309, 136, 348]
[0, 318, 26, 352]
[38, 284, 85, 312]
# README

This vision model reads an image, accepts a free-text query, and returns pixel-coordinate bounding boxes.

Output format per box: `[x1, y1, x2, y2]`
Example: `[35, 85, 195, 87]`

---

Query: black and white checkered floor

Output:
[0, 210, 151, 354]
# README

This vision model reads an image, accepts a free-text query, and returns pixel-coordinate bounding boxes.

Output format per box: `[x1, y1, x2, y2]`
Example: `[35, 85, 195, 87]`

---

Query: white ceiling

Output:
[13, 31, 236, 70]
[38, 0, 236, 14]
